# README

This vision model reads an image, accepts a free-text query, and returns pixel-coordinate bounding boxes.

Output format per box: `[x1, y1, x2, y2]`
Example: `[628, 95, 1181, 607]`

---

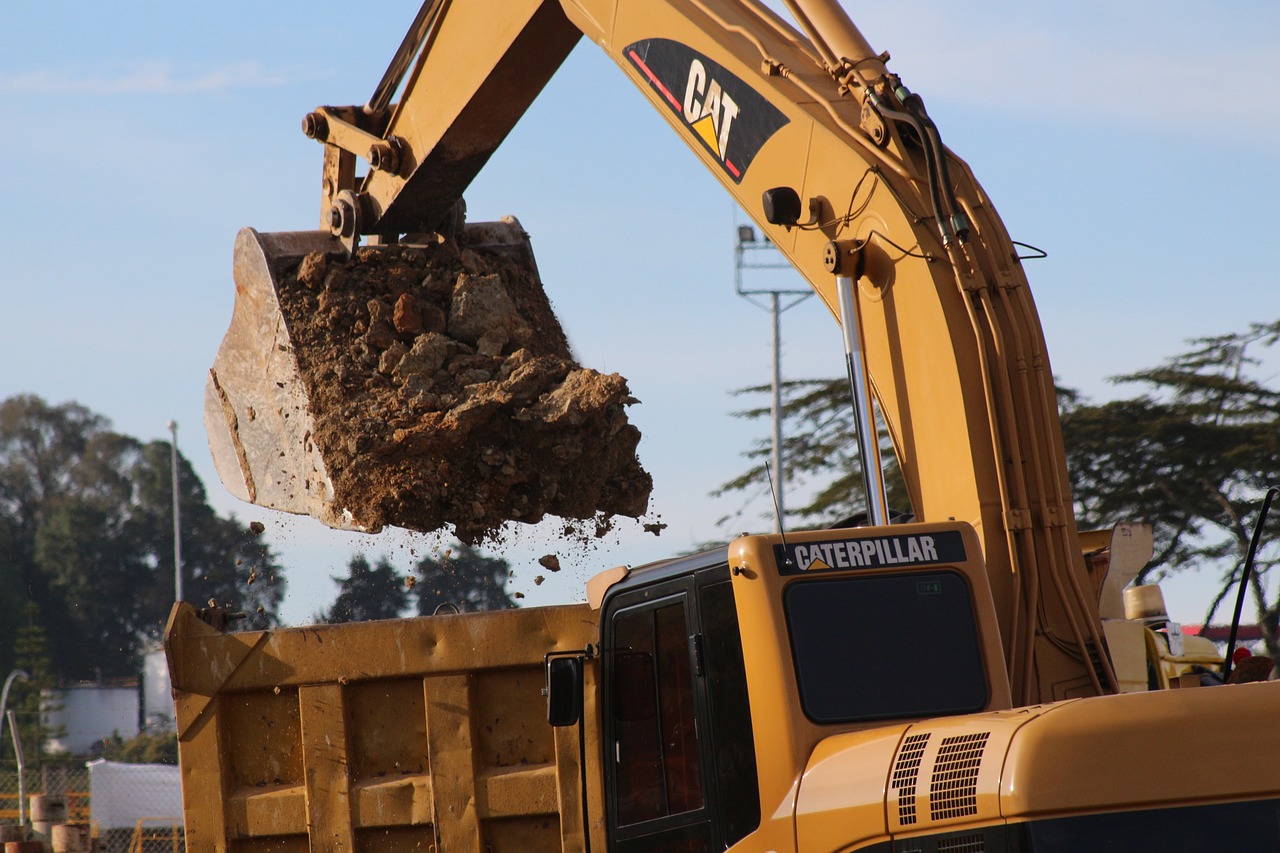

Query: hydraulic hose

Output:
[865, 90, 955, 247]
[899, 89, 970, 245]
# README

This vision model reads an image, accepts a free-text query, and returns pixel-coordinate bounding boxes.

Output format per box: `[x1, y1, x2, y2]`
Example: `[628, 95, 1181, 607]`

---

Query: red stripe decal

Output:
[725, 158, 741, 178]
[629, 49, 683, 114]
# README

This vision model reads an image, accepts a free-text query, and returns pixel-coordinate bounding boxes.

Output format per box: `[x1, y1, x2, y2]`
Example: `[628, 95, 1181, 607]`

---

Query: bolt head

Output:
[302, 112, 328, 140]
[823, 242, 841, 273]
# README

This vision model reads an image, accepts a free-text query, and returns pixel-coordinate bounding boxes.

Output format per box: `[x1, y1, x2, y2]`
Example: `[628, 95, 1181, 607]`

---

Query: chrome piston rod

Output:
[836, 274, 889, 526]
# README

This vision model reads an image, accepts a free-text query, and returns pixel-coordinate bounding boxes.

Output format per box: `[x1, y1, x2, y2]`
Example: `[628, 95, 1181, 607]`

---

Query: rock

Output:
[365, 299, 398, 349]
[273, 235, 652, 544]
[297, 252, 327, 289]
[448, 273, 531, 355]
[378, 341, 408, 375]
[395, 332, 453, 380]
[393, 293, 422, 335]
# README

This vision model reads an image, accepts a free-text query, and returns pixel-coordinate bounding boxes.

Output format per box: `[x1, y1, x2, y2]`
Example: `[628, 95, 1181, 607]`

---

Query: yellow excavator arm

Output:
[225, 0, 1116, 705]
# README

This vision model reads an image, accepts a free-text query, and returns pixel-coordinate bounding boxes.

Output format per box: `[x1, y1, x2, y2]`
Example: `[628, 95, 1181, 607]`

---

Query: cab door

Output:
[601, 570, 760, 853]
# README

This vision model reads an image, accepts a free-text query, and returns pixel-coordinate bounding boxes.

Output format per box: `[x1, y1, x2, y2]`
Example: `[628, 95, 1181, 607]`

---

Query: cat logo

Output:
[625, 38, 789, 184]
[683, 58, 739, 168]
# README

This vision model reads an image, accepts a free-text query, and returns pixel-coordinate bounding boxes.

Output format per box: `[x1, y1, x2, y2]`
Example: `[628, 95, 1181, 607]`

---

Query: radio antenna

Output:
[765, 462, 794, 569]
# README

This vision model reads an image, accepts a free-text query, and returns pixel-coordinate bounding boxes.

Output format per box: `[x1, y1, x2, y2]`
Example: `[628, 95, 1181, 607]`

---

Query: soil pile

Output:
[276, 235, 652, 543]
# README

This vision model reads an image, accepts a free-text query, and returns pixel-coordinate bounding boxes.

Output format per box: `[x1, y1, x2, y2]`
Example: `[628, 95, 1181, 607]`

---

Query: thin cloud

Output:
[0, 61, 295, 95]
[852, 5, 1280, 152]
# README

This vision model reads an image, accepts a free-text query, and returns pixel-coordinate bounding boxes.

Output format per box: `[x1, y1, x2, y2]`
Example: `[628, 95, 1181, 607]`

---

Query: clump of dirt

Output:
[276, 235, 652, 543]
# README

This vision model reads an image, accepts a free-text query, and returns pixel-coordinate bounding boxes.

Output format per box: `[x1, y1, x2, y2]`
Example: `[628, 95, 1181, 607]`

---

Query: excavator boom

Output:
[206, 0, 1113, 704]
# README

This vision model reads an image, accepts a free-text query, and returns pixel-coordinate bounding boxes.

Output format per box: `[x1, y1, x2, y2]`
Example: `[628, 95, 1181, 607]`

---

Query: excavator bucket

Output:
[205, 228, 357, 530]
[204, 223, 651, 541]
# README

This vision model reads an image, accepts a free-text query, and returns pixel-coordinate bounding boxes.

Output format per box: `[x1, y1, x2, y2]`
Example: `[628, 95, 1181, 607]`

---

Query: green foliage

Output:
[0, 394, 286, 683]
[316, 555, 409, 624]
[719, 321, 1280, 652]
[413, 544, 517, 615]
[1061, 321, 1280, 649]
[99, 731, 178, 765]
[0, 604, 58, 766]
[312, 544, 517, 623]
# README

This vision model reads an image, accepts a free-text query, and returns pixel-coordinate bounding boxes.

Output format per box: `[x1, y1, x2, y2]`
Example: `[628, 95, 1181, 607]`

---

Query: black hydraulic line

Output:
[866, 90, 955, 248]
[366, 0, 447, 116]
[920, 120, 969, 244]
[900, 89, 970, 245]
[1222, 486, 1278, 682]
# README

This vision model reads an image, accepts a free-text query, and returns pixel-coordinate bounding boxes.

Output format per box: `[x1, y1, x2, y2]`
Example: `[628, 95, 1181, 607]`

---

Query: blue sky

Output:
[2, 1, 1276, 625]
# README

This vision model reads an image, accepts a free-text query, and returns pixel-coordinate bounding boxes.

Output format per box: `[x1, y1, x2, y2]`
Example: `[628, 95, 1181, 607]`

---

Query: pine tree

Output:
[1061, 321, 1280, 653]
[413, 544, 516, 615]
[2, 603, 58, 767]
[713, 378, 908, 529]
[317, 555, 409, 624]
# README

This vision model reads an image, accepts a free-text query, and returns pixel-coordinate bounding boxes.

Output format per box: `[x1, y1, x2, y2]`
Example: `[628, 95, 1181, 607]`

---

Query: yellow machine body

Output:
[168, 523, 1280, 852]
[186, 1, 1280, 851]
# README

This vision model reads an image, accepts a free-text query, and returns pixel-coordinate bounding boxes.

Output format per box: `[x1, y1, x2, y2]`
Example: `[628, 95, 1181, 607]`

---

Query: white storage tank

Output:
[41, 684, 139, 754]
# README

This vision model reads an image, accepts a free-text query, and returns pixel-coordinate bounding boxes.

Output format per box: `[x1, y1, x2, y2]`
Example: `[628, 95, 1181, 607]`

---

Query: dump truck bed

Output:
[165, 603, 604, 853]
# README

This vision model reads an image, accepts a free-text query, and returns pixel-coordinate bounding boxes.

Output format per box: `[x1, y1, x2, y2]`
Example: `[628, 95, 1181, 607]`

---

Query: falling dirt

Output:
[275, 235, 652, 544]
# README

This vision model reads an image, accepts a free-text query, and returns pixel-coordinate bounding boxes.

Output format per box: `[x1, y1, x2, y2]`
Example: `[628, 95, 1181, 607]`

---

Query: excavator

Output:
[171, 0, 1280, 851]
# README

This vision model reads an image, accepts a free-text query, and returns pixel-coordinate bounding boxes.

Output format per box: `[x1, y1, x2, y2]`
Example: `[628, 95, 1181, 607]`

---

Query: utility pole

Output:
[734, 224, 812, 533]
[168, 420, 183, 603]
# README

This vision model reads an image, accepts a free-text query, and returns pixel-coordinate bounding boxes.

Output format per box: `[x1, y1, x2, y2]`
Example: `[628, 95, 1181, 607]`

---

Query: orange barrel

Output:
[6, 841, 46, 853]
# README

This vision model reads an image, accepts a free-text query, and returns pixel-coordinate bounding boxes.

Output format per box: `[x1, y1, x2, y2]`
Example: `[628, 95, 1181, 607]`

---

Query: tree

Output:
[0, 394, 286, 681]
[127, 439, 284, 633]
[317, 555, 409, 624]
[99, 732, 178, 765]
[1, 603, 59, 767]
[413, 544, 517, 615]
[0, 396, 114, 675]
[718, 322, 1280, 653]
[1061, 321, 1280, 653]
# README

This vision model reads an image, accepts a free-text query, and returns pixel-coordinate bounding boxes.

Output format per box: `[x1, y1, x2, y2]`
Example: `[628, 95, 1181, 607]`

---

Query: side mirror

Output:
[547, 656, 583, 727]
[761, 186, 801, 226]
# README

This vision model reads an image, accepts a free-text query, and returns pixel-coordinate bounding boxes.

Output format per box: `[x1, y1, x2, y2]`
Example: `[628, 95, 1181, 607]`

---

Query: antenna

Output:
[765, 462, 795, 570]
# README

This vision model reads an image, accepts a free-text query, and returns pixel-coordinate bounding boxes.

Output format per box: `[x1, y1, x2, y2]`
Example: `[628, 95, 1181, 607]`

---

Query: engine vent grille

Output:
[929, 732, 989, 821]
[891, 732, 931, 826]
[937, 831, 986, 852]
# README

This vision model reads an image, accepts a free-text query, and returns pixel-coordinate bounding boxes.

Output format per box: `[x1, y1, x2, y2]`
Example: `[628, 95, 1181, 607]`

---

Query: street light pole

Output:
[769, 290, 784, 522]
[734, 225, 812, 533]
[1, 670, 29, 835]
[0, 669, 29, 743]
[168, 420, 183, 603]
